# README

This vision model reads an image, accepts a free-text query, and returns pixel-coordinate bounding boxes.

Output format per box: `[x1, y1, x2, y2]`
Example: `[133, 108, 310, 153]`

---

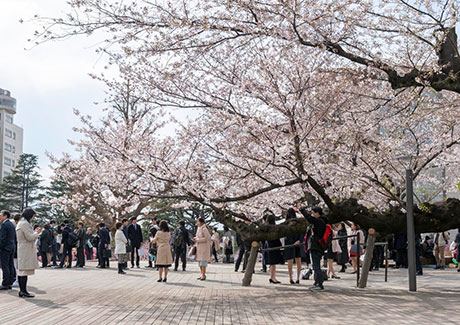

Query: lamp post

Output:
[406, 169, 416, 292]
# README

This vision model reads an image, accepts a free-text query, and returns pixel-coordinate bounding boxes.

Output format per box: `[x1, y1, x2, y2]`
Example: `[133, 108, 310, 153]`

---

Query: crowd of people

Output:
[231, 207, 460, 291]
[1, 206, 460, 298]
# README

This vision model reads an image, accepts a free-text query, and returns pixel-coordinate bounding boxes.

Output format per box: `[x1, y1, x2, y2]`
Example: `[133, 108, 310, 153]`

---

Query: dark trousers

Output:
[51, 242, 58, 265]
[40, 251, 48, 267]
[96, 247, 101, 266]
[76, 246, 85, 266]
[416, 245, 422, 274]
[85, 245, 92, 260]
[396, 248, 408, 268]
[98, 246, 109, 268]
[243, 244, 251, 271]
[56, 243, 62, 262]
[371, 245, 384, 270]
[0, 251, 15, 286]
[59, 245, 73, 268]
[235, 246, 245, 271]
[311, 250, 324, 287]
[174, 245, 187, 271]
[131, 246, 140, 267]
[212, 246, 218, 262]
[262, 254, 267, 271]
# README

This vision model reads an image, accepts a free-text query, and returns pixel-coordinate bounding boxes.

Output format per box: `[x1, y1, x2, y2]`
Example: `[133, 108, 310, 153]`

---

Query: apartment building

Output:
[0, 88, 23, 181]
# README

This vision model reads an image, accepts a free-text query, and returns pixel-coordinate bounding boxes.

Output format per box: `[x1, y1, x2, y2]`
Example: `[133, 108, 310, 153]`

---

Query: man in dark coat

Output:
[128, 217, 143, 268]
[49, 220, 58, 266]
[75, 221, 86, 267]
[39, 224, 52, 267]
[57, 221, 73, 268]
[393, 233, 408, 268]
[85, 228, 94, 260]
[300, 206, 326, 291]
[0, 210, 16, 290]
[234, 232, 245, 272]
[173, 220, 190, 271]
[98, 223, 111, 268]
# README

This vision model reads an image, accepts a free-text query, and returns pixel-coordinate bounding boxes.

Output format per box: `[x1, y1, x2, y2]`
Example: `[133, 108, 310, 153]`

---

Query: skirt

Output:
[325, 249, 336, 260]
[18, 269, 35, 276]
[350, 245, 364, 257]
[156, 264, 171, 268]
[117, 253, 128, 264]
[198, 261, 208, 267]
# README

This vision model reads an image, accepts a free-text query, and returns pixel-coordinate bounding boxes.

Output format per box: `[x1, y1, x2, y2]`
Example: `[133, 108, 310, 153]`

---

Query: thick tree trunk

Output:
[330, 198, 460, 235]
[213, 198, 460, 251]
[358, 229, 376, 289]
[242, 242, 260, 286]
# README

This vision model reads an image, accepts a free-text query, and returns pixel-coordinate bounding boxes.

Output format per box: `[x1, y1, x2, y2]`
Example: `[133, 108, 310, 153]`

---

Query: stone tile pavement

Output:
[0, 260, 459, 324]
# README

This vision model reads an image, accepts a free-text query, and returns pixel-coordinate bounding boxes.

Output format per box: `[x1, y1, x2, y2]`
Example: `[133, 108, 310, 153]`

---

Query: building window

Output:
[12, 160, 15, 167]
[5, 128, 12, 138]
[12, 146, 15, 153]
[3, 171, 10, 177]
[6, 114, 13, 123]
[4, 157, 11, 166]
[4, 142, 12, 152]
[13, 132, 16, 140]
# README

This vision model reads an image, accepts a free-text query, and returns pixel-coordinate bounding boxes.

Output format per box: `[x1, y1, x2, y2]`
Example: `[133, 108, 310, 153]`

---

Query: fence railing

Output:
[260, 234, 390, 286]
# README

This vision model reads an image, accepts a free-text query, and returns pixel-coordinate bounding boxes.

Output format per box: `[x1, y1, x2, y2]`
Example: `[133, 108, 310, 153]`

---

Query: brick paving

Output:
[0, 260, 459, 324]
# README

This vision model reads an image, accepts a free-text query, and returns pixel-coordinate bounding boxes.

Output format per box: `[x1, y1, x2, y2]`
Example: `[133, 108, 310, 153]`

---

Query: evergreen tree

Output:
[0, 153, 43, 213]
[36, 177, 77, 225]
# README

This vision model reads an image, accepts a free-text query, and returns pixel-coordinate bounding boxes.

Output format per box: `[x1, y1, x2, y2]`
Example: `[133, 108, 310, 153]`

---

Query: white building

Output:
[0, 88, 23, 181]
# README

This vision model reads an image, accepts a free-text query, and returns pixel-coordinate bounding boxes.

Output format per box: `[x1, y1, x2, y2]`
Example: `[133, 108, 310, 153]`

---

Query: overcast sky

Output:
[0, 0, 110, 182]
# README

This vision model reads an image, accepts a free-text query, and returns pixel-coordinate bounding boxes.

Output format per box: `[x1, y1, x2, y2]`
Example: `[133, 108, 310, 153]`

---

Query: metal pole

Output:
[356, 232, 360, 287]
[384, 241, 388, 282]
[406, 169, 417, 292]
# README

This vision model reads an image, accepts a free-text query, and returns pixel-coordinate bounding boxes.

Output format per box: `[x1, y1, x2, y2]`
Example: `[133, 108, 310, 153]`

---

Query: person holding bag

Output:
[349, 222, 364, 274]
[326, 225, 341, 279]
[192, 218, 211, 280]
[16, 208, 40, 298]
[152, 220, 173, 282]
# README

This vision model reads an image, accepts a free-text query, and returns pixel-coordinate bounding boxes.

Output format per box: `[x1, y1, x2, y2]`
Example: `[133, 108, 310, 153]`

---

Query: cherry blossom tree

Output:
[38, 0, 460, 242]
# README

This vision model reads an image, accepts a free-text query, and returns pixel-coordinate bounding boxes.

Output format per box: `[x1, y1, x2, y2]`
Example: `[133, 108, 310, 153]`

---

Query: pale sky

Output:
[0, 0, 110, 182]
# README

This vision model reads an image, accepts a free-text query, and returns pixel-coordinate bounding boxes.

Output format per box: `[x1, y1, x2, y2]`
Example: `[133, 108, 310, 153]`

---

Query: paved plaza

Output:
[0, 260, 459, 324]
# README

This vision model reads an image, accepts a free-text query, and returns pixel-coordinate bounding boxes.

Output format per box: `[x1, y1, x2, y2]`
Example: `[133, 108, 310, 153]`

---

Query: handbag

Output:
[189, 245, 197, 257]
[102, 248, 112, 259]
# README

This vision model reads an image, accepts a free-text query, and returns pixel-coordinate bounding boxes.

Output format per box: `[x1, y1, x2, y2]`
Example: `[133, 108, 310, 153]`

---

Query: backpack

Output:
[68, 231, 79, 247]
[318, 224, 333, 251]
[172, 227, 184, 247]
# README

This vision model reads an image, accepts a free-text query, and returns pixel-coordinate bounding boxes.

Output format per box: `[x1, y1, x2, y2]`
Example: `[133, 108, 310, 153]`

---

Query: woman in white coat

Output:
[192, 217, 211, 280]
[16, 208, 40, 298]
[114, 222, 128, 274]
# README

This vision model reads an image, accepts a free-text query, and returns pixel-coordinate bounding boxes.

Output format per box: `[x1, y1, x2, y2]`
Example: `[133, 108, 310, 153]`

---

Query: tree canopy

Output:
[37, 0, 460, 240]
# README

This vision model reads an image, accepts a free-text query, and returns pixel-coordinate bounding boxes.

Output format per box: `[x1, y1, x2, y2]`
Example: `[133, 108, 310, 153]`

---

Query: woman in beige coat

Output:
[16, 208, 40, 298]
[152, 220, 173, 282]
[192, 217, 211, 280]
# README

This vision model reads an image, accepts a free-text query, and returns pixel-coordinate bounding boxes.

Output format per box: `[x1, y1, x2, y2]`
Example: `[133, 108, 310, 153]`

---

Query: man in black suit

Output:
[98, 223, 111, 268]
[49, 220, 58, 266]
[57, 221, 73, 268]
[0, 210, 16, 290]
[173, 220, 190, 271]
[128, 217, 143, 268]
[75, 221, 86, 267]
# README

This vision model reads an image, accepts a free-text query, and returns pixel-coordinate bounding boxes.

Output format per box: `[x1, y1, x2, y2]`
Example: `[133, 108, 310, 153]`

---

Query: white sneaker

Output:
[12, 281, 18, 287]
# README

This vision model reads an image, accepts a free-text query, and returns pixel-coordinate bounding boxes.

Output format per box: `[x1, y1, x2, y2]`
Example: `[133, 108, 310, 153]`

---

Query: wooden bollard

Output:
[358, 228, 376, 288]
[242, 241, 260, 287]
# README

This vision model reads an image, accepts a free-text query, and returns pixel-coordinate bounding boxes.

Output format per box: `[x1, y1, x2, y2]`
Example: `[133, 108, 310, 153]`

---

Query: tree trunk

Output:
[242, 241, 260, 286]
[358, 229, 376, 289]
